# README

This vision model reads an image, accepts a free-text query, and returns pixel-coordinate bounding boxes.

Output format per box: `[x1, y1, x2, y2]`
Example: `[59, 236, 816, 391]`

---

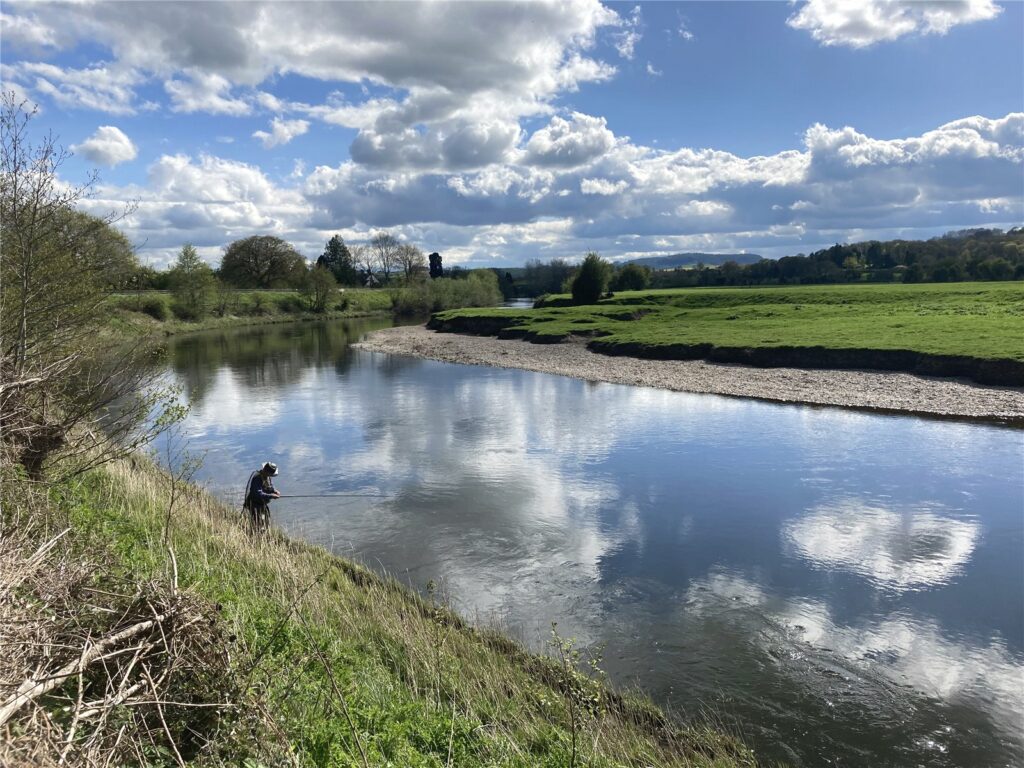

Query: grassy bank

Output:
[429, 282, 1024, 385]
[109, 288, 393, 337]
[3, 455, 758, 767]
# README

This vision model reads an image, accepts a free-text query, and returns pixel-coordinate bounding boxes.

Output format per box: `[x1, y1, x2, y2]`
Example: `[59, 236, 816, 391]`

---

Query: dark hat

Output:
[261, 462, 279, 476]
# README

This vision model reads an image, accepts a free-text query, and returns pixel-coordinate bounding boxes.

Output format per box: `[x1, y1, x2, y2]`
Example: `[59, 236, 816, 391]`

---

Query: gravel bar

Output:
[354, 325, 1024, 423]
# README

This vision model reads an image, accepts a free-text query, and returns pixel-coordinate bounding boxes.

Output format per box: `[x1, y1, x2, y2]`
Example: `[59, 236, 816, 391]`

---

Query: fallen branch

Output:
[0, 613, 168, 727]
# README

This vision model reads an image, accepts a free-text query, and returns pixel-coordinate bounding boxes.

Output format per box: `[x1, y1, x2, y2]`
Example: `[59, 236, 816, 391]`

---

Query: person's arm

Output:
[250, 476, 277, 502]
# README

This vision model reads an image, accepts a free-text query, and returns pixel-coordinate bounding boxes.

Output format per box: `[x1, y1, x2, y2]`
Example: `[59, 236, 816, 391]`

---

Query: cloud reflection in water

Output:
[784, 500, 980, 591]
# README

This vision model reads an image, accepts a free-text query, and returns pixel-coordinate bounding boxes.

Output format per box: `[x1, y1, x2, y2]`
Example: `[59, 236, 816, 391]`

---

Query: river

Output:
[158, 317, 1023, 767]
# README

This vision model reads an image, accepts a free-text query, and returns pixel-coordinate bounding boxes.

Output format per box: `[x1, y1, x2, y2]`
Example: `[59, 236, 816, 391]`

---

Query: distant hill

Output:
[626, 252, 763, 270]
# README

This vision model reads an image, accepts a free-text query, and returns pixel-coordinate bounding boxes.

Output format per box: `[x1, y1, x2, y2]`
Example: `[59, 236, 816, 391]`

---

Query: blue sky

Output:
[1, 0, 1021, 267]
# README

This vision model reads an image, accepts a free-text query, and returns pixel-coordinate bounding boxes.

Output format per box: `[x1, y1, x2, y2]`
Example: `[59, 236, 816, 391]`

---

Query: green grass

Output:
[432, 282, 1024, 376]
[109, 288, 393, 337]
[42, 456, 758, 767]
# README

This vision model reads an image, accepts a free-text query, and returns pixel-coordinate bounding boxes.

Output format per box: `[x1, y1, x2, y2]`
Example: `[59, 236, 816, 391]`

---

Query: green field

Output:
[431, 282, 1024, 384]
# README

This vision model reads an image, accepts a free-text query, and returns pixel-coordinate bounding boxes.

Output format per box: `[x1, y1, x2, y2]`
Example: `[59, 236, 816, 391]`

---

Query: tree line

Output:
[649, 228, 1024, 289]
[121, 232, 450, 319]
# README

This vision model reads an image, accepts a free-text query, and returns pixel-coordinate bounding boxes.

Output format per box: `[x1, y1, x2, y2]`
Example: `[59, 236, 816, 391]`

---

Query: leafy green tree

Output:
[611, 263, 650, 291]
[0, 91, 177, 478]
[219, 235, 307, 288]
[301, 265, 337, 312]
[169, 243, 215, 319]
[316, 234, 358, 285]
[571, 252, 611, 305]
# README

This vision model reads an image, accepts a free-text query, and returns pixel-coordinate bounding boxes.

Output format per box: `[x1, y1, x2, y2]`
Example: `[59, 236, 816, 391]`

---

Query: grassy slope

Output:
[109, 289, 393, 337]
[58, 456, 757, 767]
[433, 282, 1024, 363]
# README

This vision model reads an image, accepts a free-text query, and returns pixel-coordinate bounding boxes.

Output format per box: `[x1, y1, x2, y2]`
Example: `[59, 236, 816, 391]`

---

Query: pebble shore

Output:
[355, 325, 1024, 423]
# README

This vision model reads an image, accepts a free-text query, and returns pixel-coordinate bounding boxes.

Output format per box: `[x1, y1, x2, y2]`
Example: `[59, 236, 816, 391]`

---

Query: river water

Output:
[159, 317, 1023, 767]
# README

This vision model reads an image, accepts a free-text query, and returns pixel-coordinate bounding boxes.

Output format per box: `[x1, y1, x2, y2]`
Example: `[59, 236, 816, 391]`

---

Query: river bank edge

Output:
[107, 305, 394, 339]
[355, 324, 1024, 424]
[3, 451, 759, 767]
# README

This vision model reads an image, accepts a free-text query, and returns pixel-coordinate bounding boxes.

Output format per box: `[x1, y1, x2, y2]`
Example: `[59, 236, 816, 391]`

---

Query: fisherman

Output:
[244, 461, 281, 532]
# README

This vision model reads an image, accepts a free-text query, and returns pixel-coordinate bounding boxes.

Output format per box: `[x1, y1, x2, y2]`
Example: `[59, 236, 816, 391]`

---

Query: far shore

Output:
[354, 324, 1024, 423]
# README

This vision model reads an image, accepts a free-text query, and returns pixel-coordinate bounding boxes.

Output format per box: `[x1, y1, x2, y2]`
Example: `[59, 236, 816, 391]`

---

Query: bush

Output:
[170, 300, 201, 321]
[140, 296, 169, 320]
[571, 252, 611, 305]
[212, 282, 240, 317]
[276, 294, 306, 313]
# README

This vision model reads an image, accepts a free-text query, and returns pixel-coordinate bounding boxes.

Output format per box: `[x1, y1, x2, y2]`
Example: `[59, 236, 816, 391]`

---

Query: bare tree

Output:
[396, 243, 426, 279]
[369, 232, 400, 283]
[0, 92, 178, 479]
[350, 244, 373, 284]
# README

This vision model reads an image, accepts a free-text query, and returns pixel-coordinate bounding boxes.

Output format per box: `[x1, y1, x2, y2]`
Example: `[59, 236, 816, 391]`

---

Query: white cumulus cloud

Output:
[524, 112, 616, 168]
[253, 117, 310, 149]
[81, 109, 1024, 268]
[2, 61, 142, 114]
[580, 178, 629, 195]
[0, 0, 622, 175]
[788, 0, 1002, 48]
[71, 125, 138, 166]
[164, 70, 250, 115]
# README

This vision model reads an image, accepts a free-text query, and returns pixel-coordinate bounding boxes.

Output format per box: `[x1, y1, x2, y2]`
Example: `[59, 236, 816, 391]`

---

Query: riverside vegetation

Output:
[108, 270, 504, 337]
[109, 287, 395, 336]
[1, 93, 751, 765]
[430, 281, 1024, 385]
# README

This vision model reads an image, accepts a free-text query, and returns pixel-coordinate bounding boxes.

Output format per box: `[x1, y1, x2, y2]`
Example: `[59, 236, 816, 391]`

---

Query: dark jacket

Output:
[247, 473, 276, 509]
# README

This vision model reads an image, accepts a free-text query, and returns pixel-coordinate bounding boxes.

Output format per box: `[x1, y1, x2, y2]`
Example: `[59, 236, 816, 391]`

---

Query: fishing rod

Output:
[227, 490, 389, 500]
[276, 493, 389, 499]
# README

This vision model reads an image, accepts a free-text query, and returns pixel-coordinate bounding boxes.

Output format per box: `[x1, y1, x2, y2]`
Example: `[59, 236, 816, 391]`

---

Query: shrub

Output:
[212, 282, 240, 317]
[170, 300, 201, 321]
[276, 294, 306, 313]
[571, 252, 611, 305]
[140, 296, 169, 320]
[300, 266, 337, 312]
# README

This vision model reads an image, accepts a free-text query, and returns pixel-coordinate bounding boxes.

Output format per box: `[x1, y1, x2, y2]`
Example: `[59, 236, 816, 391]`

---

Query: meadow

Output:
[430, 282, 1024, 385]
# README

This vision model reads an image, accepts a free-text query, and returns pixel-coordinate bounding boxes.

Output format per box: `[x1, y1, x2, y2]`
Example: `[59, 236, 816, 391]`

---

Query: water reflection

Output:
[784, 500, 980, 591]
[686, 567, 1024, 746]
[161, 319, 1024, 768]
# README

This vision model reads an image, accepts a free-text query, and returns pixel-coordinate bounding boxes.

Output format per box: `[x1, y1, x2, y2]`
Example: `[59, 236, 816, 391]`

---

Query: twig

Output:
[0, 613, 169, 727]
[445, 697, 457, 768]
[142, 666, 186, 768]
